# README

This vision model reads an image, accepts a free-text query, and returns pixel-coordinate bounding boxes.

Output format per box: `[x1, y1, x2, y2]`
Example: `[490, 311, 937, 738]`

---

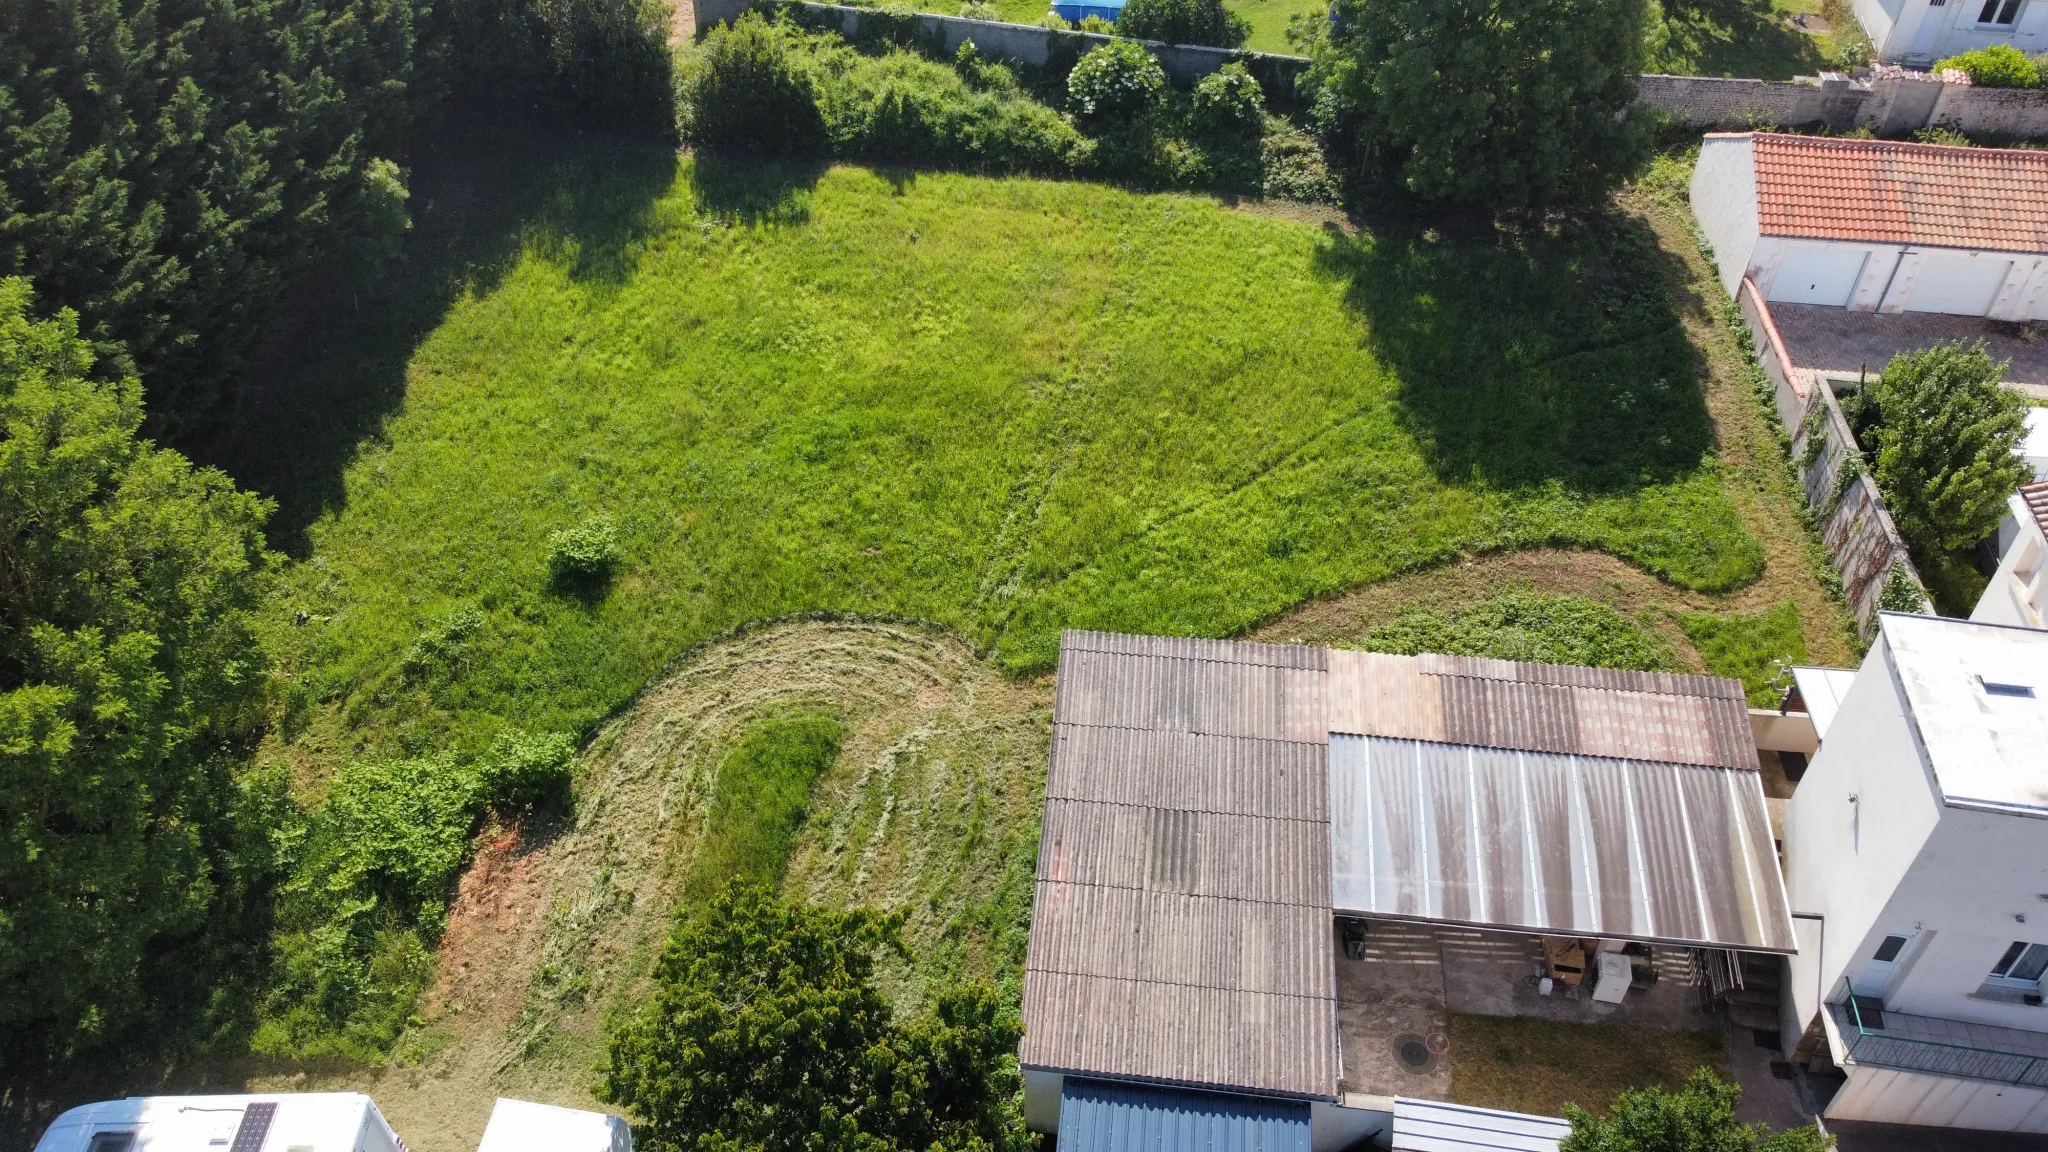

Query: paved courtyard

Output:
[1769, 304, 2048, 389]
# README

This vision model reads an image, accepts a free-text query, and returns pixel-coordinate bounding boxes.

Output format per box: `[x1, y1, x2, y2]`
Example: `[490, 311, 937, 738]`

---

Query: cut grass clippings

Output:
[236, 131, 1767, 780]
[1447, 1012, 1727, 1118]
[1679, 600, 1807, 707]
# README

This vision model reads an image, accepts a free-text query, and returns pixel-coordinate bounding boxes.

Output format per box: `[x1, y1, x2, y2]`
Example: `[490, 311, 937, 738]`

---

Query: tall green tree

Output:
[1864, 342, 2032, 557]
[1300, 0, 1651, 209]
[1562, 1070, 1830, 1151]
[0, 0, 423, 432]
[600, 884, 1025, 1152]
[0, 278, 273, 1068]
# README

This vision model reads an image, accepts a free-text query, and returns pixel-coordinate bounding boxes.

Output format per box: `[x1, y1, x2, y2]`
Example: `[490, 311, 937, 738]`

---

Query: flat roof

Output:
[1791, 666, 1860, 741]
[1391, 1098, 1568, 1152]
[1884, 613, 2048, 815]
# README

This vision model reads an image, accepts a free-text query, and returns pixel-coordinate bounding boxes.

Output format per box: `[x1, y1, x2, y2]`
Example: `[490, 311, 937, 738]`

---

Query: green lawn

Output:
[1647, 0, 1866, 81]
[1227, 0, 1324, 54]
[222, 130, 1762, 770]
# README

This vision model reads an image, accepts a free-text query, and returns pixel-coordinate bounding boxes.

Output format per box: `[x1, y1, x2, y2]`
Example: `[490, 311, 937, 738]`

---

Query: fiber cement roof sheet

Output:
[1328, 734, 1796, 952]
[1057, 1079, 1311, 1152]
[1048, 725, 1327, 821]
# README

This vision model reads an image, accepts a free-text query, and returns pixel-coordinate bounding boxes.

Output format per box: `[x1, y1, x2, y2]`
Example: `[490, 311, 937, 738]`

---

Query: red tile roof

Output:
[2023, 479, 2048, 538]
[1728, 131, 2048, 253]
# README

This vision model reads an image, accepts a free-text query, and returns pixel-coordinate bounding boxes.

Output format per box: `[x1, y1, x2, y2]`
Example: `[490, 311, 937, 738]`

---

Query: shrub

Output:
[1863, 342, 2032, 557]
[1078, 14, 1119, 31]
[1937, 44, 2039, 87]
[1878, 558, 1931, 614]
[1038, 10, 1075, 27]
[684, 13, 827, 155]
[1191, 62, 1267, 142]
[1562, 1068, 1829, 1152]
[1117, 0, 1250, 47]
[1363, 592, 1674, 671]
[547, 515, 623, 582]
[480, 730, 579, 809]
[958, 0, 1000, 15]
[1067, 39, 1168, 127]
[820, 48, 1087, 173]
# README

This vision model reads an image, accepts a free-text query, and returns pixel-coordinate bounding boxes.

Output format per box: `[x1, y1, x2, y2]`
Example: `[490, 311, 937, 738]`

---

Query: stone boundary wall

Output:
[1738, 279, 1928, 629]
[783, 2, 1310, 91]
[1639, 71, 2048, 137]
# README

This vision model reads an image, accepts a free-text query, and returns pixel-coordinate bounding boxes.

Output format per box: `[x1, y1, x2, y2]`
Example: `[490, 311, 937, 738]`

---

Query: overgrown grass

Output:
[1646, 0, 1850, 81]
[687, 714, 845, 899]
[1679, 600, 1806, 706]
[1223, 0, 1325, 53]
[243, 133, 1762, 783]
[1361, 591, 1676, 670]
[1447, 1013, 1727, 1117]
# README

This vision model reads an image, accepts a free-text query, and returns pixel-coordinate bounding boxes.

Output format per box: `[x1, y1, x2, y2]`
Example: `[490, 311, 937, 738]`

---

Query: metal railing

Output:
[1833, 997, 2048, 1088]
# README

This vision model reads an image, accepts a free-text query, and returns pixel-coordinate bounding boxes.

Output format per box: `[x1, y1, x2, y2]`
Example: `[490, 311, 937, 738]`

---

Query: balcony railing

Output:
[1832, 997, 2048, 1088]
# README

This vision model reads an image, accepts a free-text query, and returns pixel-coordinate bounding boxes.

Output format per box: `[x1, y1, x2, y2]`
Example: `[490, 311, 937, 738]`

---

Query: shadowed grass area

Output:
[1649, 0, 1834, 81]
[248, 136, 1763, 774]
[1448, 1012, 1728, 1117]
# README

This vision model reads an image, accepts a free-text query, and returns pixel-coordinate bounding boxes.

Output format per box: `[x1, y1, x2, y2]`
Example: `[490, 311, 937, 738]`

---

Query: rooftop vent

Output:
[1983, 681, 2037, 699]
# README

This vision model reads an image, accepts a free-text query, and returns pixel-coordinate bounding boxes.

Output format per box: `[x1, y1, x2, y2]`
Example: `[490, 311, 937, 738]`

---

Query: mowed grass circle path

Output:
[257, 150, 1762, 764]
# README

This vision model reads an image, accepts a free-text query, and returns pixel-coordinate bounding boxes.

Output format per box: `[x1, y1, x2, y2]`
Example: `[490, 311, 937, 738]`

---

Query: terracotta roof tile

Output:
[1742, 131, 2048, 253]
[2023, 478, 2048, 537]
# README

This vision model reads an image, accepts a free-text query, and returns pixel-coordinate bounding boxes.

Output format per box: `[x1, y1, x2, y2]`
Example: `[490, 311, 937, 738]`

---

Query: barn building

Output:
[1692, 132, 2048, 321]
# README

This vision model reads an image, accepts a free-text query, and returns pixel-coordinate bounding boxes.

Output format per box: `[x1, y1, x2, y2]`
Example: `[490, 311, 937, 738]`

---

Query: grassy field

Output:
[212, 127, 1768, 782]
[1447, 1013, 1728, 1117]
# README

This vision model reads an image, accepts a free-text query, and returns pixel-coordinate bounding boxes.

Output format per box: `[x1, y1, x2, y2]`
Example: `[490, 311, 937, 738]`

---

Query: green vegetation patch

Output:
[1363, 591, 1675, 670]
[1679, 601, 1806, 706]
[252, 142, 1762, 775]
[1447, 1012, 1727, 1118]
[688, 714, 845, 899]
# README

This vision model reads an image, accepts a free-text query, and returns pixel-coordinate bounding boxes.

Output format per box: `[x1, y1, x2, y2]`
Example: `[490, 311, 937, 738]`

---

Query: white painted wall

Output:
[1827, 1063, 2048, 1130]
[1863, 0, 2048, 60]
[1023, 1069, 1064, 1133]
[1783, 637, 1947, 1036]
[1973, 492, 2047, 628]
[1875, 808, 2048, 1029]
[1691, 137, 1761, 299]
[1310, 1098, 1391, 1152]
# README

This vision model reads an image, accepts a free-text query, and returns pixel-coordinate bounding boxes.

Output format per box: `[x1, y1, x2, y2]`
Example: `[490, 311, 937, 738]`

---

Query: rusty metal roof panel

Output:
[1048, 725, 1327, 820]
[1037, 800, 1329, 907]
[1029, 881, 1334, 999]
[1328, 734, 1795, 952]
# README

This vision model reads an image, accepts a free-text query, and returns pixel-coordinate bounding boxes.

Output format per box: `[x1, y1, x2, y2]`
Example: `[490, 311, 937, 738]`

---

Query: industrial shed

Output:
[1020, 632, 1797, 1142]
[1692, 132, 2048, 319]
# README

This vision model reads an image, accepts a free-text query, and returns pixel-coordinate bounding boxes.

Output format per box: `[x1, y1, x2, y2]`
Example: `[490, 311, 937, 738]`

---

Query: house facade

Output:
[1781, 613, 2048, 1132]
[1853, 0, 2048, 65]
[1693, 132, 2048, 319]
[1974, 480, 2048, 630]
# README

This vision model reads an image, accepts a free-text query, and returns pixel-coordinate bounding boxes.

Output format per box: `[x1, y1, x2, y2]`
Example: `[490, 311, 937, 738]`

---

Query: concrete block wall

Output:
[1639, 69, 2048, 137]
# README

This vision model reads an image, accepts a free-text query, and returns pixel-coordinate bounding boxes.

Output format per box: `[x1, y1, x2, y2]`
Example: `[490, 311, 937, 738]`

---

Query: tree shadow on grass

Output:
[1313, 210, 1716, 494]
[1652, 0, 1831, 81]
[690, 152, 828, 226]
[182, 117, 680, 556]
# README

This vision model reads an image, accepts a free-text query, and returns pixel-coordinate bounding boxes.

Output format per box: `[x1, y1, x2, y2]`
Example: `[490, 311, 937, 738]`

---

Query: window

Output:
[1873, 934, 1910, 963]
[86, 1135, 136, 1152]
[1978, 0, 2023, 23]
[1989, 940, 2048, 987]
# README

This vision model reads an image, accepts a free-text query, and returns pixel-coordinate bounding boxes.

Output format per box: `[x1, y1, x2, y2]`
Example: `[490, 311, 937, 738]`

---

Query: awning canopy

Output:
[1391, 1098, 1568, 1152]
[1330, 734, 1797, 953]
[1057, 1079, 1310, 1152]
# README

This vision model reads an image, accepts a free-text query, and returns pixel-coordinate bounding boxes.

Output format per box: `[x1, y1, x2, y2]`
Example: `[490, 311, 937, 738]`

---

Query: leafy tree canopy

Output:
[0, 278, 273, 1068]
[600, 884, 1026, 1152]
[1300, 0, 1651, 209]
[1863, 342, 2032, 557]
[1562, 1070, 1831, 1152]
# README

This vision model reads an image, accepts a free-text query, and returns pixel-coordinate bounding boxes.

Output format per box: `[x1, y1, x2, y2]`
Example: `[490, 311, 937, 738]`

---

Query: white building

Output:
[1693, 133, 2048, 318]
[1975, 479, 2048, 629]
[31, 1094, 406, 1152]
[1781, 613, 2048, 1133]
[1854, 0, 2048, 65]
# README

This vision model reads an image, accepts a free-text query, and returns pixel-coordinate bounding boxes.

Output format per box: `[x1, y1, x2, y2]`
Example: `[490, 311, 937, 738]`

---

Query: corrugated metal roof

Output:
[1390, 1098, 1568, 1152]
[1022, 632, 1338, 1099]
[1328, 734, 1796, 952]
[1057, 1078, 1312, 1152]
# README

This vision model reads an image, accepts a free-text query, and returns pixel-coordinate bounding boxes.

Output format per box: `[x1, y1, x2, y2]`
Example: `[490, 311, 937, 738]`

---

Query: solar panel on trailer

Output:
[229, 1103, 277, 1152]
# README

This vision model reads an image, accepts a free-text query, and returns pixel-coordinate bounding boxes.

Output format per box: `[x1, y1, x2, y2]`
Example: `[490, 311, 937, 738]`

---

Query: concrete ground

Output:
[1336, 921, 1452, 1099]
[1769, 304, 2048, 387]
[1722, 1017, 1818, 1131]
[1435, 928, 1705, 1028]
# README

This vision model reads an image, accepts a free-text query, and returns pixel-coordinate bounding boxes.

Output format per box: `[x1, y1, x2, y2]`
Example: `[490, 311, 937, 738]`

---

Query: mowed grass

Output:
[250, 140, 1763, 767]
[1447, 1013, 1727, 1117]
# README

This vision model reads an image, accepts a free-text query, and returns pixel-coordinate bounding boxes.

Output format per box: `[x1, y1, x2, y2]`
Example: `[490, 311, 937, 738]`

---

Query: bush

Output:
[1862, 342, 2032, 557]
[1937, 44, 2040, 87]
[480, 730, 579, 809]
[1364, 592, 1674, 671]
[1067, 39, 1168, 127]
[1561, 1068, 1829, 1152]
[1117, 0, 1250, 47]
[1038, 10, 1075, 28]
[684, 13, 827, 155]
[1078, 13, 1119, 31]
[958, 0, 1000, 15]
[1191, 62, 1267, 142]
[547, 515, 623, 582]
[822, 46, 1087, 172]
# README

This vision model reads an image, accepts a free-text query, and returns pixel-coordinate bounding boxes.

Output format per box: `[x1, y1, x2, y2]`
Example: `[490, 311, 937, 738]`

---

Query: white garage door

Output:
[1906, 251, 2012, 316]
[1770, 243, 1868, 306]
